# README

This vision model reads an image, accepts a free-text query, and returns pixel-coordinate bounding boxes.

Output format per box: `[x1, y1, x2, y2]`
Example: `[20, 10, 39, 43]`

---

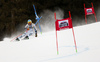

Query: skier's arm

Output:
[24, 24, 29, 30]
[32, 23, 37, 37]
[32, 23, 37, 31]
[25, 24, 28, 28]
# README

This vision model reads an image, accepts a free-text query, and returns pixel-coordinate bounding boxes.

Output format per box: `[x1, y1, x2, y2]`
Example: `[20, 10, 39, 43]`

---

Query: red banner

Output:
[55, 18, 72, 31]
[84, 8, 95, 15]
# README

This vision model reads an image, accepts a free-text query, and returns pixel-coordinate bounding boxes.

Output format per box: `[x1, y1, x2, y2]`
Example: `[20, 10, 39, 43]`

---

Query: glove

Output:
[27, 28, 29, 30]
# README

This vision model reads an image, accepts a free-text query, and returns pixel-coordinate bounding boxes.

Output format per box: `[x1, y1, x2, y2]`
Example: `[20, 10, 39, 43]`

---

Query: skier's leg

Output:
[24, 29, 33, 39]
[24, 30, 30, 39]
[34, 27, 37, 37]
[28, 29, 34, 36]
[16, 32, 27, 41]
[35, 30, 37, 37]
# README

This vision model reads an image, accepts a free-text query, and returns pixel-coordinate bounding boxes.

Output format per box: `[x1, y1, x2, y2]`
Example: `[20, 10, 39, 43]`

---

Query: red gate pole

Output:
[72, 27, 77, 53]
[69, 11, 71, 18]
[84, 4, 87, 24]
[54, 13, 56, 20]
[91, 2, 97, 22]
[54, 13, 59, 55]
[69, 11, 77, 53]
[94, 13, 97, 22]
[85, 15, 87, 24]
[10, 33, 22, 42]
[10, 30, 28, 42]
[56, 30, 59, 55]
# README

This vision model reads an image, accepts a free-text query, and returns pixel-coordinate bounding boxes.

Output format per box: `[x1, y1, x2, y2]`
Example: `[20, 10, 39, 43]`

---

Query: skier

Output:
[16, 19, 37, 41]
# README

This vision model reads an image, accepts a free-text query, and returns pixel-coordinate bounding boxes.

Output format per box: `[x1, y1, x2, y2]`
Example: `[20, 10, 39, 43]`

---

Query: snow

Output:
[1, 22, 100, 62]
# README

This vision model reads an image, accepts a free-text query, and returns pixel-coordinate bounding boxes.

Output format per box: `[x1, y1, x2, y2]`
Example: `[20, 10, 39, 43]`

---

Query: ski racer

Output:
[16, 19, 37, 41]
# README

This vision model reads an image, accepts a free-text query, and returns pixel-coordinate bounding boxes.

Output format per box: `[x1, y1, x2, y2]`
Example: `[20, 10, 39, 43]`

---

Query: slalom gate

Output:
[54, 11, 77, 55]
[84, 2, 97, 24]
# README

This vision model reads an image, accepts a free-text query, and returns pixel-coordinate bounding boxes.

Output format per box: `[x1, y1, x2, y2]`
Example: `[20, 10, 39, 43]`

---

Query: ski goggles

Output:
[28, 21, 32, 24]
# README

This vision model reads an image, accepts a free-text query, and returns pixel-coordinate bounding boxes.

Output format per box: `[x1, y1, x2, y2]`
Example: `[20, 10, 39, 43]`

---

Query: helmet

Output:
[27, 19, 32, 23]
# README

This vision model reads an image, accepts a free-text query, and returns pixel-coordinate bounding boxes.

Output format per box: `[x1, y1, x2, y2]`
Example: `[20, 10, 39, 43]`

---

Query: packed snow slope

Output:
[1, 22, 100, 62]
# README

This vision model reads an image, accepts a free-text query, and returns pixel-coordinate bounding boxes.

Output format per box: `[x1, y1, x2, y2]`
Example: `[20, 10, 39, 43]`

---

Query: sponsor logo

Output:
[87, 9, 92, 13]
[59, 20, 69, 28]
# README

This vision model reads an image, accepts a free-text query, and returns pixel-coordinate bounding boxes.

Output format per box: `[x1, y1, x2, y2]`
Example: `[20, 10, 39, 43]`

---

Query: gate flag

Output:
[84, 8, 95, 15]
[54, 11, 77, 55]
[84, 3, 97, 24]
[55, 18, 73, 31]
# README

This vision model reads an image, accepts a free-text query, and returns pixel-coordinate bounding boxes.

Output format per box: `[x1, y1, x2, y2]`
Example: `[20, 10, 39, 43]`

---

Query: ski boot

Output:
[35, 31, 37, 37]
[24, 36, 29, 39]
[16, 38, 20, 41]
[35, 33, 37, 37]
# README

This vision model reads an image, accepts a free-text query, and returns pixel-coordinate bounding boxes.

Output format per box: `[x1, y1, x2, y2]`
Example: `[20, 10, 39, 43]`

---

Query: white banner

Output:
[59, 20, 69, 28]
